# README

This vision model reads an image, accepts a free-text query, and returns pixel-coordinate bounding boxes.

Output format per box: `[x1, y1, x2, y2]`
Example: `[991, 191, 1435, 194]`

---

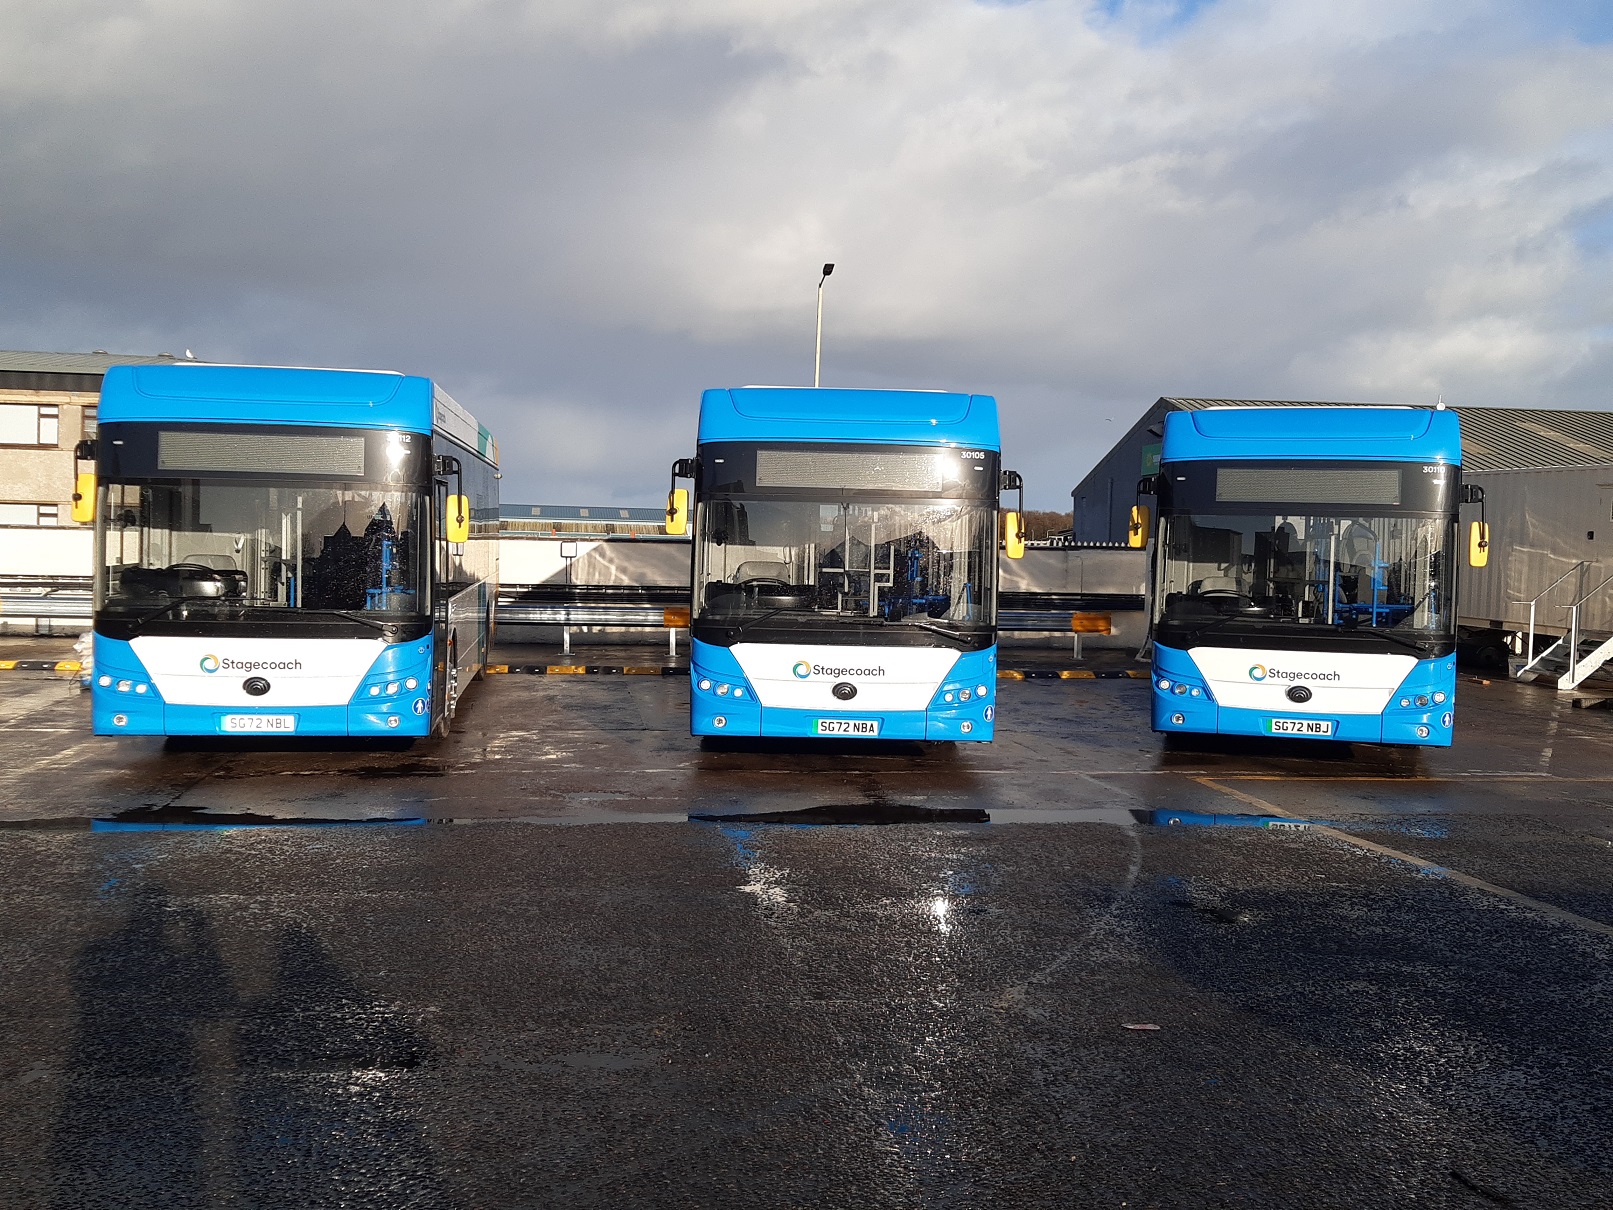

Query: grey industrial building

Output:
[1071, 396, 1613, 687]
[1071, 396, 1613, 543]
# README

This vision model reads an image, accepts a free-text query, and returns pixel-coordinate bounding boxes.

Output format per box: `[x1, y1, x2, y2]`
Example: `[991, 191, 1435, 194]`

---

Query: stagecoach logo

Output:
[1248, 664, 1341, 683]
[197, 653, 304, 675]
[792, 658, 886, 679]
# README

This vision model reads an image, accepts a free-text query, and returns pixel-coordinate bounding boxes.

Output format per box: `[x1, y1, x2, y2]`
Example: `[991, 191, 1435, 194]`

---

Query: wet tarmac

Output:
[2, 643, 1613, 1206]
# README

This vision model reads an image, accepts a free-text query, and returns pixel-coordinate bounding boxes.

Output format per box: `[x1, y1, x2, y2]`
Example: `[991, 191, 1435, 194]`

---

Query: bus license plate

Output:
[815, 718, 880, 737]
[222, 714, 297, 733]
[1267, 717, 1333, 736]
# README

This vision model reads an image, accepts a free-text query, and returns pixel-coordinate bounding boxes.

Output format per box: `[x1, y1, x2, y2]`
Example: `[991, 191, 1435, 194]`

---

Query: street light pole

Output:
[814, 263, 834, 387]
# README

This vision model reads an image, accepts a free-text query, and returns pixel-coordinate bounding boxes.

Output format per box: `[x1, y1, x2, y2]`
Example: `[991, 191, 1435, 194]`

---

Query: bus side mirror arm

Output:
[1462, 482, 1489, 567]
[72, 439, 98, 524]
[667, 457, 696, 536]
[435, 454, 468, 544]
[1001, 470, 1025, 559]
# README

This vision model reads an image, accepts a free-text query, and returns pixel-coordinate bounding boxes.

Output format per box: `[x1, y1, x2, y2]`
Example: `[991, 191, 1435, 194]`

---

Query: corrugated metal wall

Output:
[1460, 464, 1613, 636]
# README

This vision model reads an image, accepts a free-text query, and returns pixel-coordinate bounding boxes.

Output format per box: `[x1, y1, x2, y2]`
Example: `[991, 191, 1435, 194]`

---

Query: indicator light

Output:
[1400, 697, 1411, 707]
[733, 688, 746, 699]
[370, 685, 381, 696]
[976, 684, 988, 696]
[98, 675, 111, 686]
[405, 677, 418, 690]
[1432, 691, 1446, 704]
[1157, 678, 1171, 690]
[1171, 712, 1185, 725]
[960, 721, 973, 734]
[944, 692, 954, 703]
[112, 713, 127, 726]
[713, 715, 727, 728]
[1190, 687, 1201, 697]
[1416, 725, 1430, 738]
[135, 684, 148, 694]
[387, 716, 400, 729]
[698, 679, 712, 691]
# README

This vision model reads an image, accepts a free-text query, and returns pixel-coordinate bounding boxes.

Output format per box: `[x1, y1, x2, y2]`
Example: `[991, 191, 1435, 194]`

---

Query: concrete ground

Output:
[1, 639, 1612, 1207]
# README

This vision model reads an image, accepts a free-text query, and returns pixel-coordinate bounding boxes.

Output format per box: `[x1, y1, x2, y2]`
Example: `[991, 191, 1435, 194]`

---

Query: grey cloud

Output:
[2, 0, 1611, 506]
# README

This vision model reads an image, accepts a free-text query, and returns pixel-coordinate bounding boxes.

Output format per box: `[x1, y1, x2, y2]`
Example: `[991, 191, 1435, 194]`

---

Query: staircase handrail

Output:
[1521, 560, 1589, 676]
[1563, 567, 1613, 688]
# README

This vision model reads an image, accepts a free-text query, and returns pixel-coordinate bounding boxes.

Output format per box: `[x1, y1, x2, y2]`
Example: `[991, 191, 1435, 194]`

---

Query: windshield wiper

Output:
[1344, 625, 1429, 655]
[302, 609, 392, 634]
[126, 595, 231, 623]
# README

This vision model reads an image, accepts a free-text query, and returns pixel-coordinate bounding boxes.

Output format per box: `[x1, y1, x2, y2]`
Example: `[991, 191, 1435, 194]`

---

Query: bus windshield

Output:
[695, 497, 996, 635]
[1156, 511, 1454, 645]
[97, 479, 426, 619]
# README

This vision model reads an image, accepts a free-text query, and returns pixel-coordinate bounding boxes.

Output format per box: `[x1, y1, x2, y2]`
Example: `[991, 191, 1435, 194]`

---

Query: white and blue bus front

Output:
[89, 366, 444, 739]
[1149, 407, 1463, 748]
[685, 388, 1006, 741]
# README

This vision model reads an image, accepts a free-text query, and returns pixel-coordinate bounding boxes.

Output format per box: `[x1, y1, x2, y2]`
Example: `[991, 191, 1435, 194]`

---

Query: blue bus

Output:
[666, 387, 1024, 741]
[79, 364, 499, 739]
[1142, 406, 1484, 747]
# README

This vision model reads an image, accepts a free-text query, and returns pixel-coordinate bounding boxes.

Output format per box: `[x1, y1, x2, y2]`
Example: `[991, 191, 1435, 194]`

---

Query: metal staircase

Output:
[1513, 562, 1613, 692]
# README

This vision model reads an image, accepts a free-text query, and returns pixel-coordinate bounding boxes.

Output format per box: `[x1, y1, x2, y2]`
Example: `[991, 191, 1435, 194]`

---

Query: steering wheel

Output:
[167, 562, 225, 579]
[741, 577, 792, 592]
[1196, 588, 1243, 598]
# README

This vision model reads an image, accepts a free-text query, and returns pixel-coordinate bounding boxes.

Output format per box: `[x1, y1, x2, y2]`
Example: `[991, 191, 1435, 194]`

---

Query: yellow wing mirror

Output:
[1003, 510, 1025, 559]
[445, 494, 470, 545]
[666, 487, 689, 536]
[71, 472, 96, 524]
[1128, 504, 1151, 549]
[1469, 520, 1490, 568]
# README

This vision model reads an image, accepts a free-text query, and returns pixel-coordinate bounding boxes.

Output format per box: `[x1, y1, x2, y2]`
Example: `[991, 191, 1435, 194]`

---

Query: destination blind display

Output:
[158, 430, 366, 476]
[1217, 466, 1401, 505]
[1160, 460, 1454, 514]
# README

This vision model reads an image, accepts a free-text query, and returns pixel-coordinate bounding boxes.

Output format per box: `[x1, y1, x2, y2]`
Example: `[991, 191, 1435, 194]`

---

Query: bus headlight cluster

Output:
[1156, 677, 1207, 699]
[698, 677, 746, 700]
[100, 674, 152, 696]
[940, 681, 991, 705]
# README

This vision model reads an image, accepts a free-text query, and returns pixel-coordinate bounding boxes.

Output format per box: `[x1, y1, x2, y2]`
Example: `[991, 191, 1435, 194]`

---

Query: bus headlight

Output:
[698, 678, 712, 691]
[976, 684, 989, 697]
[405, 677, 418, 690]
[1173, 683, 1188, 696]
[717, 683, 730, 696]
[1415, 694, 1429, 708]
[98, 675, 111, 687]
[1157, 678, 1171, 691]
[116, 680, 132, 693]
[1433, 691, 1446, 704]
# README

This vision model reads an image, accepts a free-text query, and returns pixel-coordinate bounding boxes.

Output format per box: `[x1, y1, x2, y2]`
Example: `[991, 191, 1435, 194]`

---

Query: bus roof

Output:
[1162, 406, 1461, 465]
[698, 387, 1001, 450]
[97, 363, 496, 463]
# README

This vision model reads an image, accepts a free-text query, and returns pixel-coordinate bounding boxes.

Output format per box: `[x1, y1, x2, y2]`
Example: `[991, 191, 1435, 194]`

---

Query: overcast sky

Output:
[3, 0, 1611, 507]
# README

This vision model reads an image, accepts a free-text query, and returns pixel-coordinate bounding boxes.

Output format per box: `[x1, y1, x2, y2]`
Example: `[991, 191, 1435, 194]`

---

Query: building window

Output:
[0, 503, 60, 526]
[0, 404, 61, 447]
[82, 406, 98, 439]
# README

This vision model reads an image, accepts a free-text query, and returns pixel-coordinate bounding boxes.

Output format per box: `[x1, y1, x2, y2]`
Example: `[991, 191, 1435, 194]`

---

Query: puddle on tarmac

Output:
[690, 802, 991, 825]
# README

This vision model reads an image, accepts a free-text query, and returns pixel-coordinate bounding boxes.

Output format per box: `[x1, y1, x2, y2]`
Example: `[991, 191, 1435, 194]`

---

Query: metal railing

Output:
[1519, 561, 1586, 677]
[1563, 570, 1613, 688]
